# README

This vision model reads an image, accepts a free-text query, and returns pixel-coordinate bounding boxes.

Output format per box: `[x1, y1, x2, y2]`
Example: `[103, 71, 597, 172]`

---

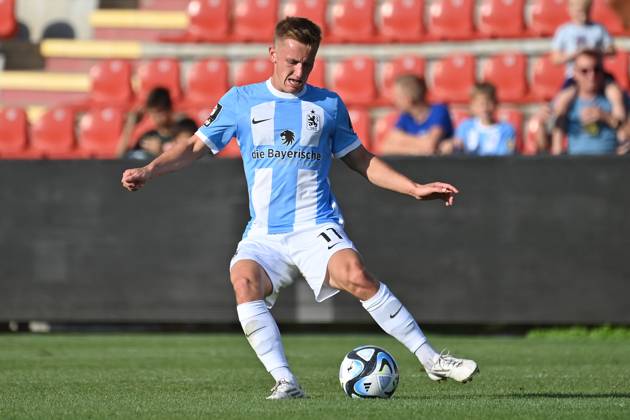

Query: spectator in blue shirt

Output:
[440, 82, 515, 156]
[552, 50, 620, 155]
[381, 75, 452, 156]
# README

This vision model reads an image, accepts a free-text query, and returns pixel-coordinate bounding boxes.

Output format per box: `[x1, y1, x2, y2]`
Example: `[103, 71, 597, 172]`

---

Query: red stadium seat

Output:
[0, 0, 17, 38]
[530, 54, 565, 101]
[604, 52, 629, 90]
[331, 56, 377, 106]
[592, 0, 624, 35]
[523, 114, 545, 155]
[78, 108, 125, 158]
[136, 58, 182, 105]
[0, 107, 38, 158]
[233, 0, 278, 42]
[482, 53, 528, 103]
[234, 58, 273, 86]
[348, 108, 371, 148]
[529, 0, 569, 36]
[427, 0, 474, 40]
[31, 108, 86, 159]
[495, 107, 523, 153]
[216, 138, 241, 158]
[430, 54, 476, 103]
[308, 58, 326, 88]
[89, 60, 134, 109]
[329, 0, 376, 43]
[450, 107, 470, 128]
[371, 111, 398, 155]
[283, 0, 327, 32]
[186, 0, 230, 41]
[478, 0, 525, 38]
[184, 58, 229, 107]
[380, 55, 426, 103]
[378, 0, 424, 42]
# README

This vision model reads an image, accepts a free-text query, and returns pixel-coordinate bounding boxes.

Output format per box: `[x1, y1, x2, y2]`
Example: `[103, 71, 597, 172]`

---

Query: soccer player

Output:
[121, 17, 479, 399]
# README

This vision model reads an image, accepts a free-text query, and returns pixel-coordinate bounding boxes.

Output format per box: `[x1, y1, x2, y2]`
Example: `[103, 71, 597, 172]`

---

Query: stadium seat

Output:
[427, 0, 474, 40]
[331, 56, 377, 106]
[371, 111, 398, 155]
[530, 54, 565, 101]
[184, 58, 229, 107]
[136, 58, 182, 105]
[378, 0, 424, 42]
[183, 0, 230, 42]
[482, 53, 528, 103]
[234, 58, 273, 86]
[450, 107, 470, 128]
[328, 0, 376, 43]
[478, 0, 525, 38]
[380, 55, 426, 103]
[529, 0, 569, 36]
[78, 107, 124, 158]
[283, 0, 327, 33]
[0, 0, 16, 38]
[31, 108, 85, 159]
[89, 60, 134, 109]
[348, 108, 371, 148]
[308, 58, 326, 88]
[592, 0, 625, 35]
[430, 54, 476, 103]
[495, 107, 523, 153]
[233, 0, 278, 42]
[604, 52, 629, 90]
[0, 107, 39, 158]
[523, 115, 545, 155]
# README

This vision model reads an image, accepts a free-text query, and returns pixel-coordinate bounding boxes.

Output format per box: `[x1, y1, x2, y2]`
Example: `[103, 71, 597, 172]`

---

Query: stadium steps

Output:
[0, 70, 89, 106]
[89, 8, 188, 41]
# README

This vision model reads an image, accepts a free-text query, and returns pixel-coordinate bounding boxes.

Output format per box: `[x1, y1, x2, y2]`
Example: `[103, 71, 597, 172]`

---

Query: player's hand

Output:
[121, 167, 152, 191]
[412, 182, 459, 206]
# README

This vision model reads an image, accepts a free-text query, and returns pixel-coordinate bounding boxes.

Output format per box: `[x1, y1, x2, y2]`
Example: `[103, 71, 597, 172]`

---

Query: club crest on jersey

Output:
[280, 129, 296, 146]
[306, 109, 321, 131]
[203, 103, 223, 126]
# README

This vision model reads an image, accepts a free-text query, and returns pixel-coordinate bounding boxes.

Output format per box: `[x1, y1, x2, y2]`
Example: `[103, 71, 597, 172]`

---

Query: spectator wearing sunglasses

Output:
[552, 50, 621, 155]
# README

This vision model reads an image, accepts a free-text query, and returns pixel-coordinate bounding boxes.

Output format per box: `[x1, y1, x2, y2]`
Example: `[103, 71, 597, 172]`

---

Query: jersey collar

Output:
[266, 79, 307, 99]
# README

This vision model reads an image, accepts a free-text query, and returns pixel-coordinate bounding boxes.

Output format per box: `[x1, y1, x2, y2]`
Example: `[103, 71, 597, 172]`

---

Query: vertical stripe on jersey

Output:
[294, 169, 318, 228]
[250, 168, 273, 234]
[250, 101, 275, 146]
[300, 101, 324, 147]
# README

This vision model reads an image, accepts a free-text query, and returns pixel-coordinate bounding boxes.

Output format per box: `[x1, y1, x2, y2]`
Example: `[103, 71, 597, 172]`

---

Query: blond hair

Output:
[274, 17, 321, 48]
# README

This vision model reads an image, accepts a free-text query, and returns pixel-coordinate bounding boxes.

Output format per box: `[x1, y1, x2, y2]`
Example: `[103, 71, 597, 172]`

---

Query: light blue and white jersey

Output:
[552, 22, 613, 78]
[195, 80, 362, 236]
[455, 118, 515, 156]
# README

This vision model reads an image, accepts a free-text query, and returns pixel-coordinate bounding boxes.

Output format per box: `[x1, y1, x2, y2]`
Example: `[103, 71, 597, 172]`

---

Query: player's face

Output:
[147, 107, 171, 129]
[470, 94, 496, 122]
[269, 37, 318, 93]
[574, 55, 603, 92]
[392, 84, 414, 112]
[568, 0, 591, 24]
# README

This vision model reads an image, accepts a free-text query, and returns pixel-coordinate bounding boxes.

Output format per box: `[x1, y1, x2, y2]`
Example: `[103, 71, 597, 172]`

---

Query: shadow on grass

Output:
[390, 392, 630, 401]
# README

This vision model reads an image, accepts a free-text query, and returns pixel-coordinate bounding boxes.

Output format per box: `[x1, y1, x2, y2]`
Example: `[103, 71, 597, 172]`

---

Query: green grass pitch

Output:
[1, 333, 629, 419]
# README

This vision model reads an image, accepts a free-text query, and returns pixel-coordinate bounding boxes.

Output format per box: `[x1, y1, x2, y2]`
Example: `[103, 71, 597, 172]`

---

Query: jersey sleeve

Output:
[434, 104, 454, 138]
[195, 87, 239, 154]
[498, 123, 516, 155]
[331, 96, 362, 158]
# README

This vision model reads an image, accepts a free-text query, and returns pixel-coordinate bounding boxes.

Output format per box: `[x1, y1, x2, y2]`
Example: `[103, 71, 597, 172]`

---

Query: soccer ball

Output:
[339, 345, 399, 398]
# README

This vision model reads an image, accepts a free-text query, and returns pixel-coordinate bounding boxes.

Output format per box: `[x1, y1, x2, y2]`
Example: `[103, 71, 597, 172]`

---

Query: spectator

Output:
[381, 75, 453, 156]
[440, 82, 516, 156]
[118, 87, 176, 159]
[551, 0, 625, 128]
[162, 117, 199, 154]
[552, 49, 621, 155]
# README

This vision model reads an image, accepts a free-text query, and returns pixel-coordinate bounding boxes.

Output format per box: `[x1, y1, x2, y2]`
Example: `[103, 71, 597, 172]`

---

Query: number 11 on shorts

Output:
[318, 227, 343, 250]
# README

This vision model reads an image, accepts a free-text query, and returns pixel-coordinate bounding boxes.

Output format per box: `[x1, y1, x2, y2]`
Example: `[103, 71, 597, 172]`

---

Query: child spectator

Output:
[381, 75, 453, 156]
[162, 117, 199, 154]
[440, 82, 516, 156]
[551, 0, 625, 129]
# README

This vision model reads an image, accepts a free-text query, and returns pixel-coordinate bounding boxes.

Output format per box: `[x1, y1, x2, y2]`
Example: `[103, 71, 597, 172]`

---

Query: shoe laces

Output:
[435, 350, 463, 369]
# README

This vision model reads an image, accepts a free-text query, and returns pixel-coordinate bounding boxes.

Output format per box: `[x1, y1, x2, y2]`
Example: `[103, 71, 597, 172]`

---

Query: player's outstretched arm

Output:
[341, 145, 459, 206]
[121, 134, 208, 191]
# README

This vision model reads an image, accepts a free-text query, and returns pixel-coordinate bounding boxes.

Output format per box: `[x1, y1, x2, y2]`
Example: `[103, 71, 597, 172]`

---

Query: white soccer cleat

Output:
[424, 351, 479, 383]
[266, 379, 306, 400]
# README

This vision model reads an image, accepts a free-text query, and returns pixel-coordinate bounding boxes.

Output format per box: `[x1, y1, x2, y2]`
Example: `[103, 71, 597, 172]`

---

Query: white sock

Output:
[361, 283, 438, 368]
[237, 300, 297, 383]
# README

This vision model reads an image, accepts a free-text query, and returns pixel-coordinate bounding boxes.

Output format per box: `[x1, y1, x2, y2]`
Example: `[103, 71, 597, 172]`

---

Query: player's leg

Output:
[231, 255, 304, 399]
[327, 249, 478, 383]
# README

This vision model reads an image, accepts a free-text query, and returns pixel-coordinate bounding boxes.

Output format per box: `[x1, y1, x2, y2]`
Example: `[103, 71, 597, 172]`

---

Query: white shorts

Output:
[230, 223, 356, 308]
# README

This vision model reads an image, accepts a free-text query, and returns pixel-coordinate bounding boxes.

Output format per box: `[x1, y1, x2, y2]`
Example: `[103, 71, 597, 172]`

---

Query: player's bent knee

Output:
[336, 262, 379, 299]
[230, 274, 264, 303]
